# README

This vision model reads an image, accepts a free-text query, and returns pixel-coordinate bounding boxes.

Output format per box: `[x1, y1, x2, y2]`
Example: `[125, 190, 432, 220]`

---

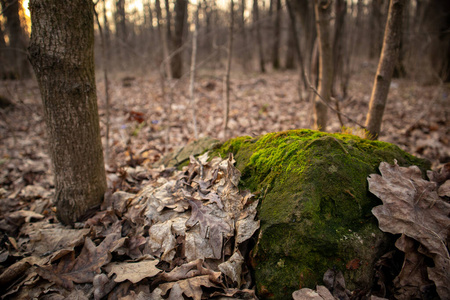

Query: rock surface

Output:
[209, 129, 429, 299]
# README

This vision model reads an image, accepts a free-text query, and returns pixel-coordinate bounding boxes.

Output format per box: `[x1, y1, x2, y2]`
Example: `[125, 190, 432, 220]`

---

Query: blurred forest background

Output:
[0, 0, 449, 179]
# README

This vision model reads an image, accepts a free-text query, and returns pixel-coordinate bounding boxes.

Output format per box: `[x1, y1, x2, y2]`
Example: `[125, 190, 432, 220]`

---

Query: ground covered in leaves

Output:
[0, 64, 449, 299]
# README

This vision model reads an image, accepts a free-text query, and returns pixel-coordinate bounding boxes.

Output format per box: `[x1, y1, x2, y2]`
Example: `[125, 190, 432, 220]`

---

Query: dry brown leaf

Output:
[158, 275, 217, 300]
[218, 251, 244, 286]
[36, 233, 124, 289]
[148, 220, 177, 262]
[185, 199, 233, 259]
[292, 288, 323, 300]
[108, 259, 161, 283]
[22, 222, 90, 256]
[369, 161, 450, 299]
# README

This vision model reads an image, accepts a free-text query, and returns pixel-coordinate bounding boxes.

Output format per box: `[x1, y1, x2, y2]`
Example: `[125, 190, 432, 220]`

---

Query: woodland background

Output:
[0, 0, 449, 206]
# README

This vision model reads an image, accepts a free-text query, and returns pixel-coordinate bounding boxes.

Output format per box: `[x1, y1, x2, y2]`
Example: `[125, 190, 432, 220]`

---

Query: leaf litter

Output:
[0, 152, 260, 299]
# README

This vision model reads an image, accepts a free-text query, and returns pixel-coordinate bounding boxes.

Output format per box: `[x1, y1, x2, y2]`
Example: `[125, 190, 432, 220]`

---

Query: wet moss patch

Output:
[211, 129, 429, 299]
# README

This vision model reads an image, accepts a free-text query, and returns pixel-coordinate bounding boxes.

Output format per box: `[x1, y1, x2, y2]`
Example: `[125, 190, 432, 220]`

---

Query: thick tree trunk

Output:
[29, 0, 107, 225]
[365, 0, 404, 139]
[271, 0, 281, 69]
[171, 0, 188, 79]
[253, 0, 265, 73]
[313, 0, 333, 131]
[1, 0, 32, 79]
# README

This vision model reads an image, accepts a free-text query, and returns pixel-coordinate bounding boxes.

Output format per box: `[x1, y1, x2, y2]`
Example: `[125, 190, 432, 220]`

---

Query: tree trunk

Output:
[271, 0, 281, 69]
[223, 0, 234, 139]
[285, 21, 296, 70]
[0, 0, 32, 79]
[239, 0, 249, 71]
[332, 0, 346, 96]
[171, 0, 188, 79]
[253, 0, 265, 73]
[156, 0, 172, 79]
[313, 0, 333, 131]
[114, 0, 127, 65]
[365, 0, 404, 139]
[29, 0, 107, 225]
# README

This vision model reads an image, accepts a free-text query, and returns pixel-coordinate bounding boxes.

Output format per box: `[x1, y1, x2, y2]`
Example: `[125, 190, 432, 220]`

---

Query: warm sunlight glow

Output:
[22, 0, 30, 18]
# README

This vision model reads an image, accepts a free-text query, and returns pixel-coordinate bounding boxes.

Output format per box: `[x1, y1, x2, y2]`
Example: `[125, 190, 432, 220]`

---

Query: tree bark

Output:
[171, 0, 188, 79]
[332, 0, 346, 96]
[29, 0, 107, 225]
[155, 0, 172, 79]
[253, 0, 265, 73]
[0, 0, 32, 79]
[115, 0, 127, 62]
[313, 0, 333, 131]
[271, 0, 281, 69]
[284, 21, 296, 70]
[365, 0, 404, 139]
[223, 0, 234, 139]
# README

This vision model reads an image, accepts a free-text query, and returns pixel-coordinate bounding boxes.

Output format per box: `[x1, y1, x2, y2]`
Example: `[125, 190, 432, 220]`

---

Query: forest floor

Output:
[0, 60, 449, 298]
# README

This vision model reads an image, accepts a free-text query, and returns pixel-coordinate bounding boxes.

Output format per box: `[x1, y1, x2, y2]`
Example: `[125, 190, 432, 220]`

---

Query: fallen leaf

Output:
[185, 199, 233, 259]
[108, 259, 161, 283]
[369, 161, 450, 299]
[36, 233, 124, 289]
[158, 275, 217, 300]
[218, 251, 244, 286]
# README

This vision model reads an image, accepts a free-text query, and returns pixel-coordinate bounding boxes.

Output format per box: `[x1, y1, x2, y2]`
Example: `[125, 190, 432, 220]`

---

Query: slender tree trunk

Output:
[171, 0, 188, 79]
[332, 0, 346, 97]
[240, 0, 249, 71]
[271, 0, 281, 69]
[29, 0, 107, 225]
[285, 21, 296, 69]
[189, 3, 199, 139]
[156, 0, 172, 79]
[253, 0, 265, 73]
[286, 0, 308, 91]
[1, 0, 32, 79]
[313, 0, 333, 131]
[115, 0, 127, 64]
[223, 0, 234, 139]
[365, 0, 404, 139]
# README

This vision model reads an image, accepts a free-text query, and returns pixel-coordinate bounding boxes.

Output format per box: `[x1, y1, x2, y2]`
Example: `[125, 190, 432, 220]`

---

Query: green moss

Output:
[212, 129, 429, 299]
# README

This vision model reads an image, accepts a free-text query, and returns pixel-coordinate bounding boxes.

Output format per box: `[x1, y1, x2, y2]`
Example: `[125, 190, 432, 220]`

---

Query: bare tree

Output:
[0, 0, 32, 79]
[156, 0, 172, 79]
[365, 0, 404, 138]
[115, 0, 127, 63]
[313, 0, 333, 131]
[189, 3, 200, 139]
[271, 0, 281, 69]
[29, 0, 107, 225]
[171, 0, 188, 79]
[223, 0, 234, 139]
[253, 0, 265, 73]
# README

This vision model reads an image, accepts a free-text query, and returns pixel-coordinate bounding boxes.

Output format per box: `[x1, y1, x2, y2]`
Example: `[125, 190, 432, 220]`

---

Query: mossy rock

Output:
[210, 129, 429, 299]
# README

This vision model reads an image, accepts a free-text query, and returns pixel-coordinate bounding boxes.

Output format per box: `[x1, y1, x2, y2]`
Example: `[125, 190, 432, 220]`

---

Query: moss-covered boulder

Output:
[210, 129, 429, 299]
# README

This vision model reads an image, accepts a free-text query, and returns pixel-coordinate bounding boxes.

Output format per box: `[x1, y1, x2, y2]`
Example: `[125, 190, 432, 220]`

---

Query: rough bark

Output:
[253, 0, 265, 73]
[365, 0, 404, 139]
[171, 0, 188, 79]
[0, 0, 32, 79]
[271, 0, 281, 69]
[313, 0, 333, 131]
[28, 0, 107, 225]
